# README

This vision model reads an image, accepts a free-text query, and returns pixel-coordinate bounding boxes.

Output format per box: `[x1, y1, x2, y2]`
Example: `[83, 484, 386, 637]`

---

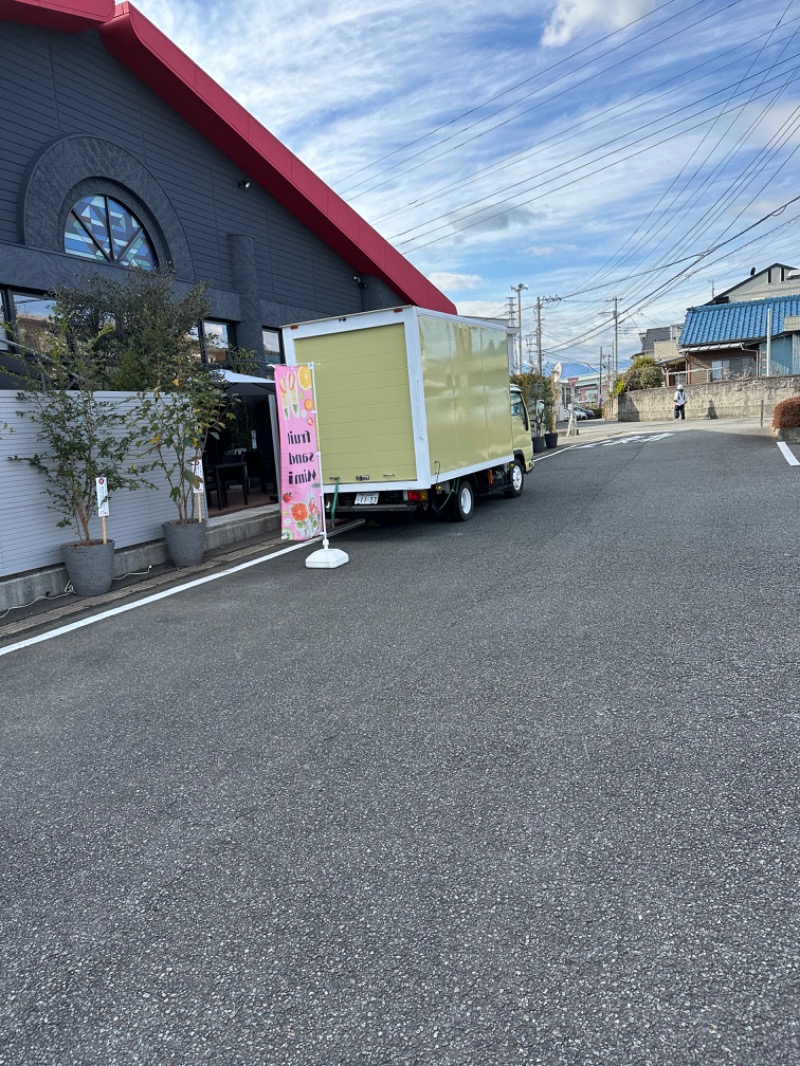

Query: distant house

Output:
[709, 263, 800, 304]
[638, 325, 683, 355]
[677, 295, 800, 382]
[656, 265, 800, 385]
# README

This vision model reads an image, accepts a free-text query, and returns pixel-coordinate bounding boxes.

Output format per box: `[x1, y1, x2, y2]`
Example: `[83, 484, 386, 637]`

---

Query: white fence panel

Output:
[0, 390, 179, 578]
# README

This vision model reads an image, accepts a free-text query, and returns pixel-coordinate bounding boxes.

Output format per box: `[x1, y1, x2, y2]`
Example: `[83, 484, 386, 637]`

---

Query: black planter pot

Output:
[61, 540, 115, 597]
[532, 435, 546, 454]
[163, 519, 206, 568]
[544, 431, 559, 449]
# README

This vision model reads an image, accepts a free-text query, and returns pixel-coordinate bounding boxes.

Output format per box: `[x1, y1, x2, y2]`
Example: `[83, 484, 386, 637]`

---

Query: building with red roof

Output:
[0, 0, 455, 381]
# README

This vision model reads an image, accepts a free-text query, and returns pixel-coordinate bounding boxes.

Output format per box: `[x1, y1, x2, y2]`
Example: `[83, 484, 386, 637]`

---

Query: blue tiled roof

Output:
[680, 295, 800, 347]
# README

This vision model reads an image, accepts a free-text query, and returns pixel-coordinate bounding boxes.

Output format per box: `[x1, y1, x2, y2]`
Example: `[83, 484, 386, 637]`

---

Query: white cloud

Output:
[428, 272, 483, 292]
[541, 0, 658, 47]
[129, 0, 800, 364]
[455, 300, 514, 321]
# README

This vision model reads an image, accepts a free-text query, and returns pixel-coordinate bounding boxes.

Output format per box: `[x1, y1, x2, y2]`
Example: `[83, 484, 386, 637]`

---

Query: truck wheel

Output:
[452, 479, 475, 521]
[504, 459, 525, 498]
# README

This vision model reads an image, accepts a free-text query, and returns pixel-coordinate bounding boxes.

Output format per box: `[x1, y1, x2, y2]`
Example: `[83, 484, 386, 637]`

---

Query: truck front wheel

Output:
[504, 459, 525, 498]
[452, 479, 475, 521]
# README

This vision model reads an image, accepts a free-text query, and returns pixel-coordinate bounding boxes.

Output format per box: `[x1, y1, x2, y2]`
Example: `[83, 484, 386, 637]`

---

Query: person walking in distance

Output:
[674, 384, 687, 421]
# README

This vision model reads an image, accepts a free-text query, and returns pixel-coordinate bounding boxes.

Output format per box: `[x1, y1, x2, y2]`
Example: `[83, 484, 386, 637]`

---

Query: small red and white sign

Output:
[191, 458, 204, 494]
[568, 376, 579, 387]
[95, 476, 109, 517]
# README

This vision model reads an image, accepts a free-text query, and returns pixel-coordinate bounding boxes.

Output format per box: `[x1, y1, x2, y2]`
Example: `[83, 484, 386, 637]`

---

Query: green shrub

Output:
[622, 356, 664, 392]
[772, 396, 800, 429]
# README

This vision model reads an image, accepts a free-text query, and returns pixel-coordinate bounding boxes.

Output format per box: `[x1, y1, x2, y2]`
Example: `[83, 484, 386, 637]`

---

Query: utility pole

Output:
[506, 296, 516, 373]
[510, 283, 527, 373]
[536, 297, 543, 376]
[613, 295, 619, 381]
[533, 295, 560, 377]
[599, 346, 603, 407]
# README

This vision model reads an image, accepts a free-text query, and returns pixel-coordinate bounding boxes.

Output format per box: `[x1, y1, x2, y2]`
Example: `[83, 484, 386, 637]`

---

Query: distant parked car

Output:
[568, 404, 592, 420]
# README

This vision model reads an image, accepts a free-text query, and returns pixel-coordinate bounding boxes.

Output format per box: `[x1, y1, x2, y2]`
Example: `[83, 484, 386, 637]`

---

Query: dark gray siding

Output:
[0, 23, 388, 324]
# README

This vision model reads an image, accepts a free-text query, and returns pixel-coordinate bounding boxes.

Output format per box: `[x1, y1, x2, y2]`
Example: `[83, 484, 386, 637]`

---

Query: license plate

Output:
[354, 493, 379, 505]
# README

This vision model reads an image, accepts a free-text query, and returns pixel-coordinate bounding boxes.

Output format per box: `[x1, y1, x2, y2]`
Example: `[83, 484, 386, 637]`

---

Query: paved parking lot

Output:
[2, 420, 798, 1064]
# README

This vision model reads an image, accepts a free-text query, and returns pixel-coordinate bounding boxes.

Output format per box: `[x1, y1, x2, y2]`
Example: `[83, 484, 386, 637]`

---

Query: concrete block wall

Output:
[616, 375, 800, 423]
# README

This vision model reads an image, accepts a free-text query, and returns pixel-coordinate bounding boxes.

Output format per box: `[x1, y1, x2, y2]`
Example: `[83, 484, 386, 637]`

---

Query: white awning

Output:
[217, 368, 274, 395]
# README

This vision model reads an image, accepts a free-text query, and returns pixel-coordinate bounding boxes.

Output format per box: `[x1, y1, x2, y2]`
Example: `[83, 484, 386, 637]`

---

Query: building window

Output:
[710, 359, 728, 381]
[64, 195, 157, 270]
[11, 292, 57, 354]
[187, 321, 236, 365]
[261, 328, 283, 366]
[202, 321, 233, 365]
[0, 291, 8, 351]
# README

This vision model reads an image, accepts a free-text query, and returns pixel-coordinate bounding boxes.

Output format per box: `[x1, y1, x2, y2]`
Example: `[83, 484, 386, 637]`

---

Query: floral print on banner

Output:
[274, 365, 324, 541]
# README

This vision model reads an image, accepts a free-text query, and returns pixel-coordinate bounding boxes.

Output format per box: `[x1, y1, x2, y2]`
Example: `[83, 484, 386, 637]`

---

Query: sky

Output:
[133, 0, 800, 377]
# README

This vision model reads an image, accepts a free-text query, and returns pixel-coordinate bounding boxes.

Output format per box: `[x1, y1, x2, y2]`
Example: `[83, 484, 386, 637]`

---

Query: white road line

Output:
[777, 441, 800, 466]
[0, 537, 326, 659]
[534, 432, 673, 459]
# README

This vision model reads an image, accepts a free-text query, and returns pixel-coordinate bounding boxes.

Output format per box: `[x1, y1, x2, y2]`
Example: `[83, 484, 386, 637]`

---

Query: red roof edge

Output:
[0, 0, 113, 31]
[98, 3, 455, 314]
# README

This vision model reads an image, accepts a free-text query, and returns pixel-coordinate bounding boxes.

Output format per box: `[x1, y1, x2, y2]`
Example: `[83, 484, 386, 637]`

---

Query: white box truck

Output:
[282, 306, 534, 520]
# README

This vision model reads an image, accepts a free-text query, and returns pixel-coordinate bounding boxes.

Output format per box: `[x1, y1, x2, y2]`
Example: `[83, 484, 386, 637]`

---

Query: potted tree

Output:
[511, 370, 555, 450]
[52, 268, 234, 568]
[133, 353, 234, 567]
[544, 376, 559, 449]
[9, 328, 142, 596]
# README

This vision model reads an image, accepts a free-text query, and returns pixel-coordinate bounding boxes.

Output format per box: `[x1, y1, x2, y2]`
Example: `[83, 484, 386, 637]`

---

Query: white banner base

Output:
[305, 544, 349, 569]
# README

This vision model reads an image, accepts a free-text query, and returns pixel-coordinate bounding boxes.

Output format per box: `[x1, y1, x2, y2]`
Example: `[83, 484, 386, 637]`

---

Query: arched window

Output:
[64, 195, 157, 270]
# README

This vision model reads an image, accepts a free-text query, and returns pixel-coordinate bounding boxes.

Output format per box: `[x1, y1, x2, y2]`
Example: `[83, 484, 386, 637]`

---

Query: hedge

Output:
[771, 396, 800, 430]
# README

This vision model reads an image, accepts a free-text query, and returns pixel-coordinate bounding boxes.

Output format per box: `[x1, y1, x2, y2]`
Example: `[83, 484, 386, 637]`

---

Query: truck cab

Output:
[510, 385, 535, 472]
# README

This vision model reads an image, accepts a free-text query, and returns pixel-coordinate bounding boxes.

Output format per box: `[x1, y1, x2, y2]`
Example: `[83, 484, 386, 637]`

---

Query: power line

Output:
[387, 59, 800, 246]
[340, 0, 738, 201]
[539, 193, 800, 356]
[370, 19, 800, 229]
[395, 68, 800, 252]
[335, 0, 690, 194]
[574, 1, 797, 295]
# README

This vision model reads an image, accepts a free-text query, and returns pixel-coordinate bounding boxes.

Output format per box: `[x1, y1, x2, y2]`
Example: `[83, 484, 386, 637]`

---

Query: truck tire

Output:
[504, 459, 525, 498]
[452, 479, 475, 521]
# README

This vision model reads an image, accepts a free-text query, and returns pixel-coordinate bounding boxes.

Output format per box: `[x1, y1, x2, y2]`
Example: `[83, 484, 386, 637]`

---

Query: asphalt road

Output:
[2, 421, 799, 1065]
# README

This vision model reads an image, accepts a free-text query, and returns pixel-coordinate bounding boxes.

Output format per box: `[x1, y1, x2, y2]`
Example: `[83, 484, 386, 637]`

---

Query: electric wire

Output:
[340, 0, 742, 200]
[612, 21, 800, 305]
[395, 70, 800, 253]
[370, 20, 800, 229]
[541, 196, 800, 355]
[335, 0, 690, 193]
[574, 2, 797, 295]
[387, 60, 800, 246]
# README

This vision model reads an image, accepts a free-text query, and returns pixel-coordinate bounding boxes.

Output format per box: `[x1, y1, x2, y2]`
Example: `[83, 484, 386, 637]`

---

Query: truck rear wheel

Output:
[504, 459, 525, 498]
[452, 479, 475, 521]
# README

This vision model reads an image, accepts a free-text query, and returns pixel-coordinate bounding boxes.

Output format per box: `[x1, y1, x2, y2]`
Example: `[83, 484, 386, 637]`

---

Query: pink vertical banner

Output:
[274, 365, 324, 541]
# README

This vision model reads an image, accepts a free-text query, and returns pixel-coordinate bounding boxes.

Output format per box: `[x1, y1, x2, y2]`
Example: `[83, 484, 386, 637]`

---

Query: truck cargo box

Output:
[282, 306, 519, 493]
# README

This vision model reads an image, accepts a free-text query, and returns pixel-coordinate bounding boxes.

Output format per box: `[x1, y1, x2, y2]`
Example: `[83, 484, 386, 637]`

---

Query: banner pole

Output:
[305, 361, 349, 569]
[309, 362, 330, 550]
[101, 515, 107, 544]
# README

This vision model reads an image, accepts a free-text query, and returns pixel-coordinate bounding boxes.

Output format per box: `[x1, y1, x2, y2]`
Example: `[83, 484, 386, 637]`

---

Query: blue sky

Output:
[135, 0, 800, 376]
